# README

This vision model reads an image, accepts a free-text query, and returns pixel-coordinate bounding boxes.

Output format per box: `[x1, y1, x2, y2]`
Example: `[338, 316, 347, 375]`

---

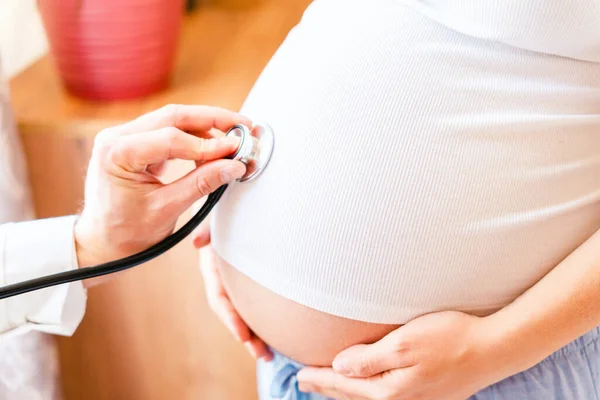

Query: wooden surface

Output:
[9, 1, 311, 399]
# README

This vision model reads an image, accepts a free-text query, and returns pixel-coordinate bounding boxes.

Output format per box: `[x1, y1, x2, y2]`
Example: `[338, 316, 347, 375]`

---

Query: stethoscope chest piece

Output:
[226, 122, 275, 182]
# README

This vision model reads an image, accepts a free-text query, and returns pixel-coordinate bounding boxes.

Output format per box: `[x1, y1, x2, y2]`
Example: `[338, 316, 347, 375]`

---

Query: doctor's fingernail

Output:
[221, 164, 245, 183]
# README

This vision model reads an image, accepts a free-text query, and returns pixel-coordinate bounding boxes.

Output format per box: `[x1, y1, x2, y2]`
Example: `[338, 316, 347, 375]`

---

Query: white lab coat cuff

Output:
[1, 216, 86, 338]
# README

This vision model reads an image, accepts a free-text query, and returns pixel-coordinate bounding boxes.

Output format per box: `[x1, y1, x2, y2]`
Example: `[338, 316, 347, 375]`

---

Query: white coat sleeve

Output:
[0, 216, 86, 341]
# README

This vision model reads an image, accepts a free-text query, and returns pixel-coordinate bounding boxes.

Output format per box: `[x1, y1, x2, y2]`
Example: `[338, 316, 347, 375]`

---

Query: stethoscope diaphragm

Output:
[226, 122, 275, 182]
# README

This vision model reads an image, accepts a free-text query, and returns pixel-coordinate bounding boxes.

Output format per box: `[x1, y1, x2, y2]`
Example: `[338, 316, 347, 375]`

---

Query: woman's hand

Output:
[297, 311, 507, 400]
[299, 226, 600, 400]
[192, 222, 273, 361]
[74, 104, 248, 272]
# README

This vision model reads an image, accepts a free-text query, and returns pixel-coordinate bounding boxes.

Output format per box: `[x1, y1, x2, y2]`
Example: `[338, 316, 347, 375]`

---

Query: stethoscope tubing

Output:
[0, 185, 227, 300]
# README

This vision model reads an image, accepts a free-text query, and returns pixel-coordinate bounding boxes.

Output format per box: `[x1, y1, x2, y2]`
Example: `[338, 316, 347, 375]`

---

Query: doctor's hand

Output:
[192, 222, 273, 361]
[73, 104, 248, 276]
[297, 311, 509, 400]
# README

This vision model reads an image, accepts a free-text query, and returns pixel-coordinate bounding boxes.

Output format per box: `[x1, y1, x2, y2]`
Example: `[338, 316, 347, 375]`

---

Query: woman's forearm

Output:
[485, 228, 600, 375]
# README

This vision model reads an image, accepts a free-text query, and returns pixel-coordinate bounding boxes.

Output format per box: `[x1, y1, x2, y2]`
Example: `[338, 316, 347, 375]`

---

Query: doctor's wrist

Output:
[73, 215, 104, 268]
[73, 215, 122, 287]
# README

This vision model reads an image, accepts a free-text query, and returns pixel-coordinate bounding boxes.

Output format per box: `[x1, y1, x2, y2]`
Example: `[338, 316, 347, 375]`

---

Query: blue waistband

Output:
[266, 326, 600, 399]
[270, 362, 310, 400]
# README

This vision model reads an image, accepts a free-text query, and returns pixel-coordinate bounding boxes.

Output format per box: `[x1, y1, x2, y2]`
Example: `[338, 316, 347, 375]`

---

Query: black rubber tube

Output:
[0, 185, 228, 300]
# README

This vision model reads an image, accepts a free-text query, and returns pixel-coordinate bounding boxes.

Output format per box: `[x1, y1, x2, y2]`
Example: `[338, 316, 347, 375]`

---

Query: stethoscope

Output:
[0, 123, 275, 300]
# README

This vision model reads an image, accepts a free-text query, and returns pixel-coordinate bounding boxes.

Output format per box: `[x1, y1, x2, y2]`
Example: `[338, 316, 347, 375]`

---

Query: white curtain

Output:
[0, 62, 62, 400]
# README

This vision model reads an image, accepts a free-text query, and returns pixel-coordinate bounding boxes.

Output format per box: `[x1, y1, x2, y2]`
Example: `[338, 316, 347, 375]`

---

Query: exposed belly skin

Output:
[218, 257, 400, 366]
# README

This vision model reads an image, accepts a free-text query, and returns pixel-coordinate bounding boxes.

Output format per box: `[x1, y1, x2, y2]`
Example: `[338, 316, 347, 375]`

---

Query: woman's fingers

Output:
[298, 384, 351, 400]
[197, 237, 272, 360]
[215, 301, 272, 360]
[245, 335, 274, 361]
[200, 246, 252, 342]
[215, 292, 253, 343]
[332, 330, 414, 378]
[332, 344, 401, 378]
[191, 221, 211, 249]
[297, 367, 379, 399]
[109, 127, 240, 173]
[117, 104, 252, 136]
[300, 386, 351, 400]
[198, 245, 271, 361]
[199, 245, 226, 299]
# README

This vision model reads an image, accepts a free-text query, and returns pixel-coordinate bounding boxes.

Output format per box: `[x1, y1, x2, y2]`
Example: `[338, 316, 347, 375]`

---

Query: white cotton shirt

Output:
[212, 0, 600, 324]
[0, 217, 86, 340]
[0, 62, 86, 399]
[0, 218, 85, 399]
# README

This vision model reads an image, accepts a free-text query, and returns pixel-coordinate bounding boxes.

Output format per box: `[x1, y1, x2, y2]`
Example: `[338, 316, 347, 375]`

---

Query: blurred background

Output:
[1, 0, 311, 398]
[0, 0, 47, 79]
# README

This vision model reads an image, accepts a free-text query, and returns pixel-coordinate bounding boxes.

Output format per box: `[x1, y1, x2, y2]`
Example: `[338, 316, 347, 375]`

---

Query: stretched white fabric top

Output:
[402, 0, 600, 63]
[212, 0, 600, 324]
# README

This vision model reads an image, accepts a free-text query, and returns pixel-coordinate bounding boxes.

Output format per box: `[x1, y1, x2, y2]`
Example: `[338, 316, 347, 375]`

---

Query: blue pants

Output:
[257, 327, 600, 400]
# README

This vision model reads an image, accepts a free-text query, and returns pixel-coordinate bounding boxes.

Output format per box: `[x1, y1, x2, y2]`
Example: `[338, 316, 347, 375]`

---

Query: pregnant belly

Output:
[210, 0, 600, 363]
[218, 257, 400, 366]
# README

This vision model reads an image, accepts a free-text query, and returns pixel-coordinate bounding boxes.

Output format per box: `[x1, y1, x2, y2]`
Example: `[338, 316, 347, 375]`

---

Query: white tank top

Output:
[212, 0, 600, 324]
[403, 0, 600, 62]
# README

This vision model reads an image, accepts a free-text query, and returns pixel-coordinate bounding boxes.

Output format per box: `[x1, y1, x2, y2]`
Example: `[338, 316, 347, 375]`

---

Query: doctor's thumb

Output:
[158, 159, 246, 216]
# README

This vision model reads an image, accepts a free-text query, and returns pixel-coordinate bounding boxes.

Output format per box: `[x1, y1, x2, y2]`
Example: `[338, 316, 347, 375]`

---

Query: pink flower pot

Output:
[38, 0, 184, 100]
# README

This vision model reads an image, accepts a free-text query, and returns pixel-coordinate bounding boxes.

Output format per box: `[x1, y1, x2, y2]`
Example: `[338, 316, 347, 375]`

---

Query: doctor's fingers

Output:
[155, 158, 245, 218]
[107, 127, 240, 174]
[113, 104, 252, 138]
